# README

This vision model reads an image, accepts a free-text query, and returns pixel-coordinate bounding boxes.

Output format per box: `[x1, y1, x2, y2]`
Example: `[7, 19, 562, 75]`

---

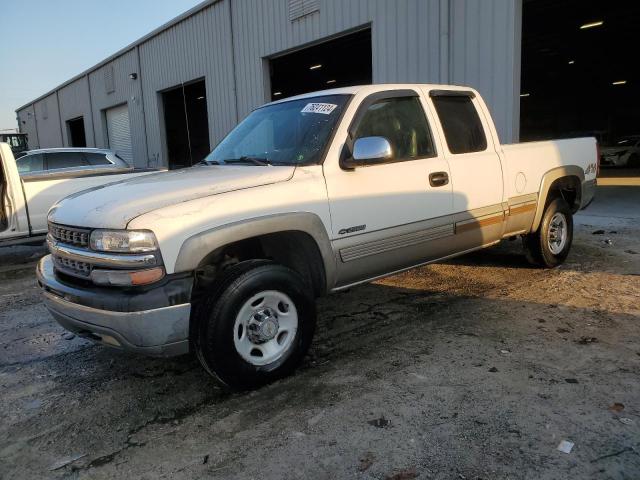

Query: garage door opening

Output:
[521, 0, 640, 173]
[269, 28, 372, 101]
[67, 117, 86, 147]
[105, 104, 133, 166]
[162, 79, 210, 170]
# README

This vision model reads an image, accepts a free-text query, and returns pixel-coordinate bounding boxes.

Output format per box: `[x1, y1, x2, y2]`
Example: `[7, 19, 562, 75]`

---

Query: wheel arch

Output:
[174, 212, 336, 295]
[531, 166, 584, 232]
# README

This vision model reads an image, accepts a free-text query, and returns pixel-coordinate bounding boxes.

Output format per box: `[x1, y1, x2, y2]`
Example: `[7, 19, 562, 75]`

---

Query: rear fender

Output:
[531, 166, 585, 232]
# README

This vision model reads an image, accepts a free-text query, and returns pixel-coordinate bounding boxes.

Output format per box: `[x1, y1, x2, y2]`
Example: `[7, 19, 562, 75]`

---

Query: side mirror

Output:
[340, 136, 392, 170]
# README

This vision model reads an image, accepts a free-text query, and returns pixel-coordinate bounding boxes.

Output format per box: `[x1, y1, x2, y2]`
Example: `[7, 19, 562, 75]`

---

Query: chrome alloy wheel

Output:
[547, 212, 568, 255]
[233, 290, 298, 366]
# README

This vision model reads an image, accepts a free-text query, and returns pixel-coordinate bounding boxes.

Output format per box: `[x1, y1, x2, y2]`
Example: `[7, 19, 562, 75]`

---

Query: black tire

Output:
[523, 197, 573, 268]
[193, 260, 316, 390]
[628, 154, 640, 168]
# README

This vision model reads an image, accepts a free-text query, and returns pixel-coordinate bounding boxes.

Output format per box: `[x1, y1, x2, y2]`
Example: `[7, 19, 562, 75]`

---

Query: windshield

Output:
[204, 94, 350, 166]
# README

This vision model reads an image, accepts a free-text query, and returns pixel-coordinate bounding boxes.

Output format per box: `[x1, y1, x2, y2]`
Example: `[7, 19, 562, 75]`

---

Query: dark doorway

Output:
[162, 79, 210, 169]
[67, 117, 86, 147]
[269, 28, 372, 101]
[521, 0, 640, 171]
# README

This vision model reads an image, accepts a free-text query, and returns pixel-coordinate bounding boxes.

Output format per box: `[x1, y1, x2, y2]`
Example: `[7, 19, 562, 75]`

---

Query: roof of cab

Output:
[265, 83, 476, 106]
[24, 147, 116, 155]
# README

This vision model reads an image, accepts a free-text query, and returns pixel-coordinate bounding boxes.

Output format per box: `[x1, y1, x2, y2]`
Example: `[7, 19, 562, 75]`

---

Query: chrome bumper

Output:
[37, 255, 191, 356]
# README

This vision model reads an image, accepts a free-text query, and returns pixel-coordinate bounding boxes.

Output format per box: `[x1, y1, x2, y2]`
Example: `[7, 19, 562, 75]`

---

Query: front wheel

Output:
[523, 198, 573, 268]
[193, 260, 316, 390]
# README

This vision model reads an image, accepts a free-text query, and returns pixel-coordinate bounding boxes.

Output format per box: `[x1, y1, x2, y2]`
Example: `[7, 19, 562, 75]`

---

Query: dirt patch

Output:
[1, 188, 639, 479]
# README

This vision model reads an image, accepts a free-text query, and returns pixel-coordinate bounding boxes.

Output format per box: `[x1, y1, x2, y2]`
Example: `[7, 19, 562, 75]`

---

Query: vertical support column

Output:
[439, 0, 450, 85]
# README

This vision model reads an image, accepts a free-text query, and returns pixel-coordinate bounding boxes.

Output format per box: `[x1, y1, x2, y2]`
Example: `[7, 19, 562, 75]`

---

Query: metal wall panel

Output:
[231, 0, 520, 142]
[16, 105, 39, 149]
[87, 49, 148, 168]
[449, 0, 522, 142]
[15, 0, 522, 163]
[58, 76, 95, 147]
[33, 93, 63, 148]
[138, 0, 236, 167]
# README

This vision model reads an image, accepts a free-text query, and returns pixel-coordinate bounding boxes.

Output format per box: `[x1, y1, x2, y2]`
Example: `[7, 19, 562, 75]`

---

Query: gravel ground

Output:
[0, 185, 638, 480]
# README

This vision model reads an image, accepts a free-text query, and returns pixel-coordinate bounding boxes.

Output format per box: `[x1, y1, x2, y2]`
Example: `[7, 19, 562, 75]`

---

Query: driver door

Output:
[323, 90, 455, 287]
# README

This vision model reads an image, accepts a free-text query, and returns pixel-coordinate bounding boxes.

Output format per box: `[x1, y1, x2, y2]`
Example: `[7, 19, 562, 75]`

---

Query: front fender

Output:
[173, 212, 337, 291]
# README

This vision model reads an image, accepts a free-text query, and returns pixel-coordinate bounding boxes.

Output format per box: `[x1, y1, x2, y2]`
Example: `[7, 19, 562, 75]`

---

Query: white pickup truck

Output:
[0, 146, 160, 246]
[37, 84, 597, 389]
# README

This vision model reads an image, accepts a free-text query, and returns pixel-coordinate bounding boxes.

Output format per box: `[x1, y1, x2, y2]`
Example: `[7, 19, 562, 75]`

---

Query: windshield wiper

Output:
[223, 156, 271, 166]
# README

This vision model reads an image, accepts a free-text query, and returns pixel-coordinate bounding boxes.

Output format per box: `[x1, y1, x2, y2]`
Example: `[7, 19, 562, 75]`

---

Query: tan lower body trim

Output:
[455, 211, 505, 234]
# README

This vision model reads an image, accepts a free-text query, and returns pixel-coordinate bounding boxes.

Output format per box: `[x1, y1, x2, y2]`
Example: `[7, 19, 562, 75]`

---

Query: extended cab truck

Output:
[0, 145, 161, 246]
[37, 84, 598, 389]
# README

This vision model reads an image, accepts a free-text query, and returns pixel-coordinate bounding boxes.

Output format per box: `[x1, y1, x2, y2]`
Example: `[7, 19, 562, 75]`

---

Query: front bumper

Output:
[37, 255, 193, 356]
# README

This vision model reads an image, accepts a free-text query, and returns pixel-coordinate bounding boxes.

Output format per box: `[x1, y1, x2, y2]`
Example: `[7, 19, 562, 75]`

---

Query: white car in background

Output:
[1, 146, 163, 246]
[600, 136, 640, 168]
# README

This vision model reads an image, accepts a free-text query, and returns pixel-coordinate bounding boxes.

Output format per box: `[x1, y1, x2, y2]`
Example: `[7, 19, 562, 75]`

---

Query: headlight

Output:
[90, 230, 158, 253]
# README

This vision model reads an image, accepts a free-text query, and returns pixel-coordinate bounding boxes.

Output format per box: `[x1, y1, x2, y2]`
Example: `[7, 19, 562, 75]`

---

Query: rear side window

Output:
[354, 96, 435, 161]
[85, 153, 111, 166]
[431, 95, 487, 154]
[16, 154, 44, 173]
[45, 152, 86, 170]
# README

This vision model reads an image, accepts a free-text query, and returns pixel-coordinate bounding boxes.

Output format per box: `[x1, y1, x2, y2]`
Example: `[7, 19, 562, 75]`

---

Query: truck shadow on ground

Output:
[2, 255, 638, 478]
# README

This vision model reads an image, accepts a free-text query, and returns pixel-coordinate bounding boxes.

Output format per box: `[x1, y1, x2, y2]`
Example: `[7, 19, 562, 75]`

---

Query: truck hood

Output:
[48, 165, 295, 229]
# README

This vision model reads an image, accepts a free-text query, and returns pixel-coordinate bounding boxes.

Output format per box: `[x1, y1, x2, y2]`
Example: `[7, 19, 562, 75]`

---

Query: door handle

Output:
[429, 171, 449, 187]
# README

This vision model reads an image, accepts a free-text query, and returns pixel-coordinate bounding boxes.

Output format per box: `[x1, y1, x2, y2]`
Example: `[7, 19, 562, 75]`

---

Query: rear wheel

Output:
[193, 260, 316, 390]
[523, 197, 573, 268]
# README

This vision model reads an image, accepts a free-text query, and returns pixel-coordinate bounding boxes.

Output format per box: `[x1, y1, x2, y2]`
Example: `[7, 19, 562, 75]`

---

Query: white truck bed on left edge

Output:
[0, 143, 162, 246]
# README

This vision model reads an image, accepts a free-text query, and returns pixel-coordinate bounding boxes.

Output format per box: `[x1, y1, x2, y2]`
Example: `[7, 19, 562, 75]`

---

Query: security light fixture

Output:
[129, 73, 138, 80]
[326, 79, 336, 84]
[309, 64, 322, 70]
[520, 93, 530, 97]
[197, 96, 205, 100]
[568, 60, 575, 64]
[612, 80, 627, 86]
[579, 21, 603, 30]
[273, 91, 282, 96]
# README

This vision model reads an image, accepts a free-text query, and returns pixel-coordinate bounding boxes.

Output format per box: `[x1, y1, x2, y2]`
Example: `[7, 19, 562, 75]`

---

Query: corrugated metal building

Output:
[15, 0, 522, 169]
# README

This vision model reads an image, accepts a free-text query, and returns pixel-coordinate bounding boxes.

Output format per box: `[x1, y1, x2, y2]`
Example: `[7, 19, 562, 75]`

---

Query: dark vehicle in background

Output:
[0, 133, 28, 158]
[600, 135, 640, 168]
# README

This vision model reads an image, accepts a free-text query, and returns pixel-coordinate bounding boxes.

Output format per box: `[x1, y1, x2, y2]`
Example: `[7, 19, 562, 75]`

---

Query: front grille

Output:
[49, 223, 91, 248]
[53, 255, 92, 277]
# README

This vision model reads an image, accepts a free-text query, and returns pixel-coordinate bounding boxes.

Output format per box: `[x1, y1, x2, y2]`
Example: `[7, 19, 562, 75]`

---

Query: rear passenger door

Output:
[428, 90, 504, 246]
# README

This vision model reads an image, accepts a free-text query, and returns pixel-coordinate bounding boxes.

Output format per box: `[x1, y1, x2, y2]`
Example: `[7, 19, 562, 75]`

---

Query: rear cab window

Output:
[430, 92, 487, 154]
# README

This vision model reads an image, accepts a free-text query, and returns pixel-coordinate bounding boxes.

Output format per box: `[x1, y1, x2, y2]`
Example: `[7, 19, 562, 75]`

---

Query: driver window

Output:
[353, 96, 436, 161]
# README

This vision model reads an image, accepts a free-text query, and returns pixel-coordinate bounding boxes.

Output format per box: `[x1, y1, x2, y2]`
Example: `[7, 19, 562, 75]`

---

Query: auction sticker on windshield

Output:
[301, 103, 338, 115]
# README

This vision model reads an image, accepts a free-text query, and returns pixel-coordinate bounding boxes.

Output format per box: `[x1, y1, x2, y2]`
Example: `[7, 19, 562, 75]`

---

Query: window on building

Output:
[431, 95, 487, 154]
[354, 96, 435, 161]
